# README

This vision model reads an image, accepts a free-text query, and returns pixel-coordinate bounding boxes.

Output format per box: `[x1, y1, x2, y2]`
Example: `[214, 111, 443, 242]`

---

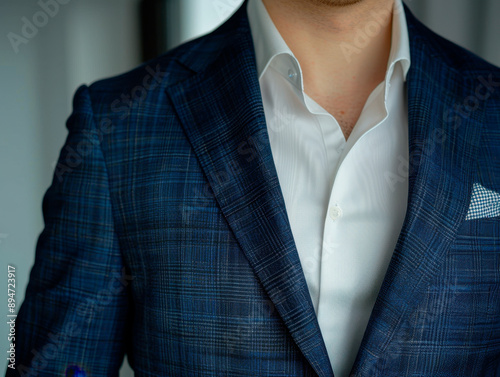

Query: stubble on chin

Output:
[309, 0, 364, 6]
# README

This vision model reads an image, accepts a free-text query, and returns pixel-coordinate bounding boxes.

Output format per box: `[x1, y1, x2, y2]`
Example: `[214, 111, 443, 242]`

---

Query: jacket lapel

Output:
[165, 2, 334, 376]
[351, 6, 484, 374]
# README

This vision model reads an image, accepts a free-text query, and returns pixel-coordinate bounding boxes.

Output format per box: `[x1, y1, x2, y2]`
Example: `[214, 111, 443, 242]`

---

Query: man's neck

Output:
[261, 0, 395, 139]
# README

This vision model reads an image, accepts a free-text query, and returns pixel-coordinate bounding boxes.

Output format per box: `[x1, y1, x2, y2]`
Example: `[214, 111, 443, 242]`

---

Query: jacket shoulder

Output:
[405, 5, 500, 126]
[86, 3, 247, 101]
[86, 39, 204, 100]
[405, 5, 500, 78]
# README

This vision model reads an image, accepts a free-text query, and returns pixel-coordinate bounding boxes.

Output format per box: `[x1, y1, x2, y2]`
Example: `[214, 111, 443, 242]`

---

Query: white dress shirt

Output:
[247, 0, 411, 375]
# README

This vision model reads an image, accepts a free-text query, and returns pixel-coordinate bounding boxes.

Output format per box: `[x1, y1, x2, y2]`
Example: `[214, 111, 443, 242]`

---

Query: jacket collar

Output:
[165, 2, 483, 375]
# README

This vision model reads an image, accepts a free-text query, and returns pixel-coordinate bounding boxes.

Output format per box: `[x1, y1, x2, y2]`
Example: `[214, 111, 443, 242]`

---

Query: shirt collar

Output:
[247, 0, 411, 87]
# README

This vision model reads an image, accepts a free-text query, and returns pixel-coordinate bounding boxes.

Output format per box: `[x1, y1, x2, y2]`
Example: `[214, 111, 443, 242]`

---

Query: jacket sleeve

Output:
[6, 85, 131, 377]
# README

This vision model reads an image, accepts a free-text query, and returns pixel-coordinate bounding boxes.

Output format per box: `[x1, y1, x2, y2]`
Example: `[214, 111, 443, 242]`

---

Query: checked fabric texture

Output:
[7, 1, 500, 376]
[466, 182, 500, 220]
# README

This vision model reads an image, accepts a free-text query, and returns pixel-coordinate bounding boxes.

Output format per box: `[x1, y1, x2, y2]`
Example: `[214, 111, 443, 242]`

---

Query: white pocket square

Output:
[465, 183, 500, 220]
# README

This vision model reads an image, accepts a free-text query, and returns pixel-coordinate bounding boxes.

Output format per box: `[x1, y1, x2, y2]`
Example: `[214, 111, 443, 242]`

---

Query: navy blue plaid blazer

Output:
[7, 1, 500, 376]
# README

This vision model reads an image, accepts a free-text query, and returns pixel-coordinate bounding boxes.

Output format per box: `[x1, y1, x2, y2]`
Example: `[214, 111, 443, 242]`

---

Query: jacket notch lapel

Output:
[351, 6, 485, 374]
[165, 4, 334, 376]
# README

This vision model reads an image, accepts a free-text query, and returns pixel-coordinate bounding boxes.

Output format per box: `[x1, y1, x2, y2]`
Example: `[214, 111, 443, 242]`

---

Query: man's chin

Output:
[309, 0, 365, 7]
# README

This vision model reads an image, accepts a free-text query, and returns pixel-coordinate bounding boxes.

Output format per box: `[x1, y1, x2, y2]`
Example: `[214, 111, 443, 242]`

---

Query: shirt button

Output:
[329, 205, 343, 221]
[288, 68, 297, 80]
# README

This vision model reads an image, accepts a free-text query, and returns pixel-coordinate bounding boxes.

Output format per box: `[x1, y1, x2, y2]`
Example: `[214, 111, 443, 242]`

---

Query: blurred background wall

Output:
[0, 0, 499, 375]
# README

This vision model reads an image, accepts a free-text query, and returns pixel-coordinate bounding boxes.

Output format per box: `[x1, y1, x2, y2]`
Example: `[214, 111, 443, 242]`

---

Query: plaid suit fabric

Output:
[6, 86, 131, 376]
[7, 1, 500, 376]
[351, 8, 500, 376]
